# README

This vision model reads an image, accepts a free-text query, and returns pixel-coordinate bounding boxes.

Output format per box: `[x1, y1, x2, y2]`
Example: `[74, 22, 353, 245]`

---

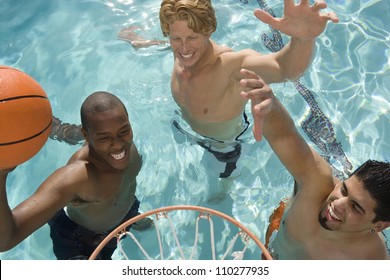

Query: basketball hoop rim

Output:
[89, 204, 273, 260]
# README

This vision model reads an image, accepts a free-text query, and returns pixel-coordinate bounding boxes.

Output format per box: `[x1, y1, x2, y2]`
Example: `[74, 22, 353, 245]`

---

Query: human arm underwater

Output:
[117, 26, 169, 50]
[50, 116, 84, 145]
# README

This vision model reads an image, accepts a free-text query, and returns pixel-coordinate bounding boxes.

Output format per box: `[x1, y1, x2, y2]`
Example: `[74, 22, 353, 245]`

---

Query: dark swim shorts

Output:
[172, 112, 250, 178]
[48, 198, 140, 260]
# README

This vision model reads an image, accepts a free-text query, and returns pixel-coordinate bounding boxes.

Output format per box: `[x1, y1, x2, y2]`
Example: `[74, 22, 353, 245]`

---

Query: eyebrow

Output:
[95, 124, 130, 136]
[342, 182, 366, 214]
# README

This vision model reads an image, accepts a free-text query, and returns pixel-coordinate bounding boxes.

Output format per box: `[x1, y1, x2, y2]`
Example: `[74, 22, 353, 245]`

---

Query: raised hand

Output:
[254, 0, 339, 40]
[240, 69, 274, 142]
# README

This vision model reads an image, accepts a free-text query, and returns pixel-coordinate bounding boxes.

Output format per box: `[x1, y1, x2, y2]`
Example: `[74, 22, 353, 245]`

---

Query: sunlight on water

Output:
[0, 0, 389, 259]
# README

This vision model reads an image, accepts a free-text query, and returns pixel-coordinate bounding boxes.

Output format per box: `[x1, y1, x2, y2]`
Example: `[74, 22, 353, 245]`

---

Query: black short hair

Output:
[80, 91, 128, 129]
[351, 160, 390, 222]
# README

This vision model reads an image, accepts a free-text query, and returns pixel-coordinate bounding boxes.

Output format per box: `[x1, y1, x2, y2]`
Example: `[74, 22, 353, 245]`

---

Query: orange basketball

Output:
[0, 66, 52, 169]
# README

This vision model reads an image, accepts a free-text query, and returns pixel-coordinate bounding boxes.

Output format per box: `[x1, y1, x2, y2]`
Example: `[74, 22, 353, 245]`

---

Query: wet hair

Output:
[80, 91, 128, 129]
[350, 160, 390, 223]
[159, 0, 217, 37]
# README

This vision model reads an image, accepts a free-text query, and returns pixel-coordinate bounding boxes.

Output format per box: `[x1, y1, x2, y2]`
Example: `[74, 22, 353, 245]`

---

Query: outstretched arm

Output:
[0, 169, 17, 251]
[0, 167, 77, 251]
[243, 0, 339, 83]
[240, 69, 331, 188]
[240, 69, 272, 141]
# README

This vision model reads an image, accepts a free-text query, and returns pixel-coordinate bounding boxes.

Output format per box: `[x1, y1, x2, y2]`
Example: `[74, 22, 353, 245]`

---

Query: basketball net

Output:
[89, 205, 272, 260]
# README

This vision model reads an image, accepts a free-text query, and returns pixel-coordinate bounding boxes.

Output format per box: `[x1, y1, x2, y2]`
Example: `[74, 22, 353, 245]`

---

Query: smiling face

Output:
[318, 175, 379, 234]
[83, 105, 133, 171]
[168, 20, 210, 69]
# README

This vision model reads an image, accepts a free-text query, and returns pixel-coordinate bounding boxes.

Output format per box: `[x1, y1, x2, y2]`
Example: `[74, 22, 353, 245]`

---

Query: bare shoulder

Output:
[216, 48, 259, 80]
[66, 144, 88, 164]
[219, 48, 261, 59]
[215, 45, 233, 55]
[13, 161, 91, 224]
[371, 234, 390, 259]
[344, 235, 390, 260]
[238, 48, 263, 56]
[210, 40, 232, 54]
[41, 160, 90, 196]
[61, 146, 91, 185]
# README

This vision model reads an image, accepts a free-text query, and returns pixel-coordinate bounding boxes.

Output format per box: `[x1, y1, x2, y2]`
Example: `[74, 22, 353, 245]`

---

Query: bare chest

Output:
[171, 66, 243, 122]
[67, 171, 137, 231]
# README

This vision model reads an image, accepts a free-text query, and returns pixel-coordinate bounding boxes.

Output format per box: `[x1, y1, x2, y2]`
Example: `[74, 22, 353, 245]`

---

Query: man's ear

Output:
[375, 222, 390, 232]
[81, 127, 89, 142]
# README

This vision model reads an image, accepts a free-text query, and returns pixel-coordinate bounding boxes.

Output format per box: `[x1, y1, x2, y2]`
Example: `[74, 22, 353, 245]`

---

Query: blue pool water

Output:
[0, 0, 389, 259]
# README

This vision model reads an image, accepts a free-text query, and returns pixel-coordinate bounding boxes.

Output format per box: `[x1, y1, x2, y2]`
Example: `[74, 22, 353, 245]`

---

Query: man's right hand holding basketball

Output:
[0, 167, 16, 181]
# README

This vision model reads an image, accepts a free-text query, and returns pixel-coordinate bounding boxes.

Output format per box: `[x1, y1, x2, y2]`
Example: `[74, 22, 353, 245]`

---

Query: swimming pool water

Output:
[0, 0, 389, 259]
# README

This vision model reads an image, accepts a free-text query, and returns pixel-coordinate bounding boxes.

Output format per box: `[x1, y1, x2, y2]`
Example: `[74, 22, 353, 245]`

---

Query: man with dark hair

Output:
[349, 160, 390, 224]
[0, 91, 151, 259]
[240, 68, 390, 259]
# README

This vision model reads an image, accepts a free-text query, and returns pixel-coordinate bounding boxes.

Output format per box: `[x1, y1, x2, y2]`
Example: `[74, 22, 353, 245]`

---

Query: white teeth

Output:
[329, 206, 341, 221]
[111, 151, 125, 160]
[181, 53, 193, 59]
